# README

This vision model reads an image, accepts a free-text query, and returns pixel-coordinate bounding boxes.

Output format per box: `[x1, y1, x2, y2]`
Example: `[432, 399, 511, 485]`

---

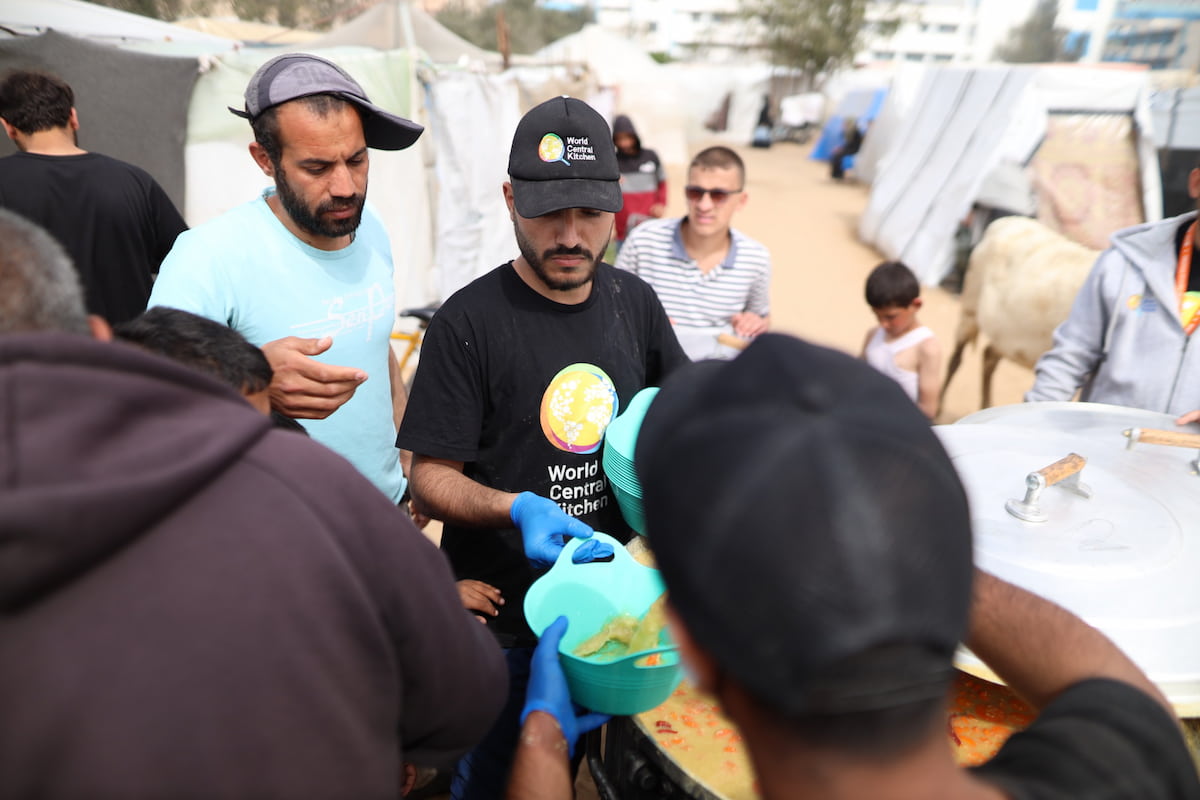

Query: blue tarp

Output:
[810, 87, 887, 161]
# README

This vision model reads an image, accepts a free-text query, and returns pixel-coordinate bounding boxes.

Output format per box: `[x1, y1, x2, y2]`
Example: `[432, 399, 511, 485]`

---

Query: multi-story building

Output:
[1058, 0, 1200, 70]
[594, 0, 752, 61]
[594, 0, 1041, 65]
[862, 0, 1044, 64]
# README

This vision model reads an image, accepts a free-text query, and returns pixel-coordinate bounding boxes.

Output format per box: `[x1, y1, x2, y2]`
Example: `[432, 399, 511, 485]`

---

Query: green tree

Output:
[738, 0, 898, 90]
[994, 0, 1081, 63]
[436, 0, 593, 55]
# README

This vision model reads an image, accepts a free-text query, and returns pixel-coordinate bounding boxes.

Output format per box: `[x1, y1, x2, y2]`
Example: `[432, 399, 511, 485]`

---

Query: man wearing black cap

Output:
[396, 95, 687, 798]
[508, 334, 1200, 798]
[149, 53, 422, 507]
[615, 334, 1198, 800]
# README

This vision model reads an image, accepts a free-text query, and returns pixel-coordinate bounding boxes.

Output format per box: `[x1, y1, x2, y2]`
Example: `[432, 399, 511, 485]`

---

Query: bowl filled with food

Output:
[524, 532, 681, 715]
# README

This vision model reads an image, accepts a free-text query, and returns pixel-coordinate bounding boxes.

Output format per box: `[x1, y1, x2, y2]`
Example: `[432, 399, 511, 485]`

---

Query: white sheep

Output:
[941, 216, 1099, 411]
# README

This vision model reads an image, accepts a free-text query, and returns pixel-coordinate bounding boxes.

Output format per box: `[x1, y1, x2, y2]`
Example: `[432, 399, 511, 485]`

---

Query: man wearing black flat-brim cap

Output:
[149, 53, 421, 509]
[396, 95, 687, 798]
[614, 333, 1199, 800]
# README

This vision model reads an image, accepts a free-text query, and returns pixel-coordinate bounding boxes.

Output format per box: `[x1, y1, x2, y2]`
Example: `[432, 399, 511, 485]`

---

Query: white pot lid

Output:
[935, 413, 1200, 712]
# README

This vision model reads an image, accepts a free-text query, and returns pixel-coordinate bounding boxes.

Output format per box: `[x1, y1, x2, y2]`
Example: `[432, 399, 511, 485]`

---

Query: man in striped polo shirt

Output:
[615, 145, 771, 360]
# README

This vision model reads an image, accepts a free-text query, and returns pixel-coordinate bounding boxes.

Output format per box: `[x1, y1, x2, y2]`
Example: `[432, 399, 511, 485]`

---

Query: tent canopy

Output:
[0, 0, 233, 48]
[532, 25, 689, 165]
[1151, 87, 1200, 218]
[0, 30, 200, 210]
[858, 64, 1161, 286]
[172, 17, 319, 46]
[305, 0, 500, 67]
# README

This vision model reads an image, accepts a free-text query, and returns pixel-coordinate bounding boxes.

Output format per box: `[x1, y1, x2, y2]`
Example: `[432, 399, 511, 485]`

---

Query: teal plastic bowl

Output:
[524, 532, 681, 716]
[611, 484, 646, 535]
[603, 387, 658, 535]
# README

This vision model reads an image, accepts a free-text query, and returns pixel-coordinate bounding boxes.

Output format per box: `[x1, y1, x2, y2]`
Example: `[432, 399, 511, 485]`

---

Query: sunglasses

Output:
[684, 185, 742, 204]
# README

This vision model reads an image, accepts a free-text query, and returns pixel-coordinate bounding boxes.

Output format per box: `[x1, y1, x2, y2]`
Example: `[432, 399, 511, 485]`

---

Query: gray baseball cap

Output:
[229, 53, 423, 151]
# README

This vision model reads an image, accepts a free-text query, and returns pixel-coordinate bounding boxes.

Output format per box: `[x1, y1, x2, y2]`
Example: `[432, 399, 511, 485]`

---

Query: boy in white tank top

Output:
[860, 261, 942, 420]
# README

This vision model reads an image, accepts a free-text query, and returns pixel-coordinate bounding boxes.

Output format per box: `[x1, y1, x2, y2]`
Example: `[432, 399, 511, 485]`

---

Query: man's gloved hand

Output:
[510, 492, 612, 568]
[521, 615, 610, 757]
[570, 538, 614, 565]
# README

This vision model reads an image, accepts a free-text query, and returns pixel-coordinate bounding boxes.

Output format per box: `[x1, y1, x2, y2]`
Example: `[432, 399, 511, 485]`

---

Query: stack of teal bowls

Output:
[602, 387, 659, 535]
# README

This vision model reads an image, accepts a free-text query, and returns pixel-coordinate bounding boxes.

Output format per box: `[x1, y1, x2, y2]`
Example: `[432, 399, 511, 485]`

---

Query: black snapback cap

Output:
[635, 334, 974, 716]
[507, 96, 622, 218]
[230, 53, 423, 151]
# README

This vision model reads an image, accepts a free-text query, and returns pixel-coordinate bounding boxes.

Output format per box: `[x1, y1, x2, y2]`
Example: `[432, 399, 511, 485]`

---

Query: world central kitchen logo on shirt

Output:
[540, 363, 617, 517]
[540, 363, 616, 453]
[538, 132, 599, 166]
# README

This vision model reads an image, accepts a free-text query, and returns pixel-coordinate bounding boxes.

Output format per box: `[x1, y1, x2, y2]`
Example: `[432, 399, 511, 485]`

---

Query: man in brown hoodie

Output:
[0, 209, 506, 799]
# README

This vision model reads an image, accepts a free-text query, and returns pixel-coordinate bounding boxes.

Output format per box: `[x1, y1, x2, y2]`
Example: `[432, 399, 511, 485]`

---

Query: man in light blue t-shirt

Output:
[149, 53, 423, 504]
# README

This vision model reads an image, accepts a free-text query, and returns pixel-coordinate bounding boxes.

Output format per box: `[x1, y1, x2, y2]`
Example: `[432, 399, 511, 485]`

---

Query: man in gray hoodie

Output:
[0, 208, 506, 799]
[1028, 171, 1200, 414]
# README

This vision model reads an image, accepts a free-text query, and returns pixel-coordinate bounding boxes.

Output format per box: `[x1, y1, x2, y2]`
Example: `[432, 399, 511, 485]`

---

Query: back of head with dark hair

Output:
[0, 70, 74, 135]
[115, 307, 273, 395]
[689, 145, 745, 185]
[0, 209, 90, 335]
[250, 93, 358, 170]
[865, 261, 920, 309]
[637, 334, 973, 762]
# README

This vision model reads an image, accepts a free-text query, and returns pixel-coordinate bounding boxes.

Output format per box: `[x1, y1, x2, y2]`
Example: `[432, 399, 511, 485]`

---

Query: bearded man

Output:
[396, 96, 686, 799]
[149, 53, 421, 504]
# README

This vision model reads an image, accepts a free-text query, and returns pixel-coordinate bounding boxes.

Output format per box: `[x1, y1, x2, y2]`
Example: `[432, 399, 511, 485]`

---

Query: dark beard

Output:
[514, 220, 604, 292]
[275, 165, 365, 239]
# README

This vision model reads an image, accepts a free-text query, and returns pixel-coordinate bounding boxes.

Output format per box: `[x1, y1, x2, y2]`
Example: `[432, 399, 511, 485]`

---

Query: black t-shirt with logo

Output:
[397, 262, 687, 647]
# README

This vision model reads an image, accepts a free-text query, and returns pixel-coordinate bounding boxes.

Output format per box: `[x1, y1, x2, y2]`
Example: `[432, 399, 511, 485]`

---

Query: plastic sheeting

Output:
[860, 68, 1035, 286]
[659, 62, 773, 149]
[424, 70, 522, 302]
[304, 0, 500, 68]
[1151, 88, 1200, 218]
[809, 88, 886, 162]
[0, 30, 199, 211]
[859, 65, 1162, 286]
[1032, 114, 1145, 252]
[533, 25, 689, 166]
[853, 64, 926, 186]
[0, 0, 234, 48]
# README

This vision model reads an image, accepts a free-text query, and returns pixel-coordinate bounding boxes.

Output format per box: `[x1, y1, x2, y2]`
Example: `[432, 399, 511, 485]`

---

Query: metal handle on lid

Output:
[1035, 453, 1087, 487]
[1005, 452, 1092, 524]
[1123, 428, 1200, 475]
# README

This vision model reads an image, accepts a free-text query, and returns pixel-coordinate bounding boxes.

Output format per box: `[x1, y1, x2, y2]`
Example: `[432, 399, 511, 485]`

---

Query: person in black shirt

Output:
[397, 96, 687, 800]
[508, 334, 1200, 800]
[0, 70, 187, 324]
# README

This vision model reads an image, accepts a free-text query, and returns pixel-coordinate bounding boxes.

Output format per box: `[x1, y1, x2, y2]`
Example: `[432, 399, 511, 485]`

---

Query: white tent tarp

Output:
[0, 0, 234, 48]
[533, 25, 689, 166]
[425, 70, 522, 301]
[859, 65, 1161, 286]
[305, 0, 500, 68]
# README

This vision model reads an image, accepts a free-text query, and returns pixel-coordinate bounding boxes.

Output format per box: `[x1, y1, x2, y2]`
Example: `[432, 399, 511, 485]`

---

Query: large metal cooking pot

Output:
[939, 402, 1200, 714]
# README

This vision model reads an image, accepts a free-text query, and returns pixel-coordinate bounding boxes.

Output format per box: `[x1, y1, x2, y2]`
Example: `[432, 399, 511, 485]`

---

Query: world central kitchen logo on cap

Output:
[538, 133, 569, 165]
[537, 131, 601, 167]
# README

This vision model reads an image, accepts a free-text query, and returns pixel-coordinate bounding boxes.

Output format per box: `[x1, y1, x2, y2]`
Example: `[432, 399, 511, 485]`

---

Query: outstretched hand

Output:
[510, 492, 610, 568]
[261, 335, 367, 419]
[521, 616, 610, 757]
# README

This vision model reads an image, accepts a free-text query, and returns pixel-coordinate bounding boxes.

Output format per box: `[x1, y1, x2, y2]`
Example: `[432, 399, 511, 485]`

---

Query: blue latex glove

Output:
[510, 492, 610, 568]
[521, 615, 611, 757]
[570, 537, 615, 565]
